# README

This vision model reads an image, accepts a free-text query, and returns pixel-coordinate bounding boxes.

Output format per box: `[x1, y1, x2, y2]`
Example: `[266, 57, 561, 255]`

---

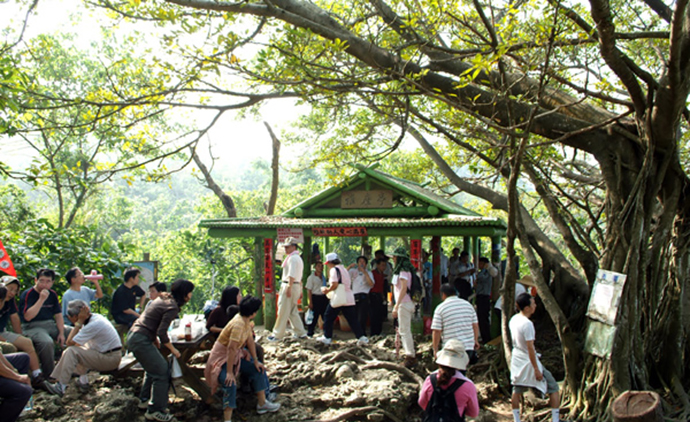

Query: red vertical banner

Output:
[263, 238, 274, 293]
[410, 239, 422, 271]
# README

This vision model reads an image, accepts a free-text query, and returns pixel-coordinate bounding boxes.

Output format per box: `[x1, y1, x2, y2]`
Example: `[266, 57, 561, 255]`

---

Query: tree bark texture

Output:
[264, 121, 280, 216]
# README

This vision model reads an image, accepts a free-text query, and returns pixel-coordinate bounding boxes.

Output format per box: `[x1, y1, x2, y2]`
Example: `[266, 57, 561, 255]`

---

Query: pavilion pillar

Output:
[473, 237, 480, 264]
[431, 236, 442, 310]
[262, 238, 276, 331]
[463, 236, 471, 253]
[253, 237, 264, 325]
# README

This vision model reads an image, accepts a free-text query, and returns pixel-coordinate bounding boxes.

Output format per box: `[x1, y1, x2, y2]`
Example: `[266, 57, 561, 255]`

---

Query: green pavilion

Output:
[199, 164, 507, 330]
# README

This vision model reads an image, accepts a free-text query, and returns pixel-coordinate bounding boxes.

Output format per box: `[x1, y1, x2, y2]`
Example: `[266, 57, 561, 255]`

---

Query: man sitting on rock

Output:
[44, 299, 122, 396]
[19, 268, 71, 376]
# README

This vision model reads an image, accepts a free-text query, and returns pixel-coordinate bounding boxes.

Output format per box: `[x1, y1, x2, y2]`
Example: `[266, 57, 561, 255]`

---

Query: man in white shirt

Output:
[348, 256, 374, 336]
[510, 293, 561, 422]
[45, 300, 122, 396]
[431, 284, 479, 370]
[456, 251, 476, 300]
[305, 262, 328, 337]
[269, 237, 307, 341]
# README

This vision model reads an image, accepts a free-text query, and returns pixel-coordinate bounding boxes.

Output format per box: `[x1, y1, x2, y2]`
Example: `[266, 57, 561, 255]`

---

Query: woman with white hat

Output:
[418, 339, 479, 421]
[316, 252, 368, 346]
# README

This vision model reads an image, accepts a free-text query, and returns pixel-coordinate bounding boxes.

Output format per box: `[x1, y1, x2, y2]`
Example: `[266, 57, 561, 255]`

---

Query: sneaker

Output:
[138, 400, 149, 410]
[31, 373, 46, 390]
[357, 336, 369, 346]
[315, 336, 332, 345]
[267, 391, 278, 402]
[266, 335, 280, 342]
[256, 400, 281, 414]
[44, 381, 65, 397]
[144, 410, 176, 422]
[292, 334, 308, 339]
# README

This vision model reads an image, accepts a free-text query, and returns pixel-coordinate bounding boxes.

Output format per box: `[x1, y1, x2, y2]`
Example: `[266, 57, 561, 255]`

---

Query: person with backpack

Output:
[391, 246, 417, 368]
[418, 339, 479, 422]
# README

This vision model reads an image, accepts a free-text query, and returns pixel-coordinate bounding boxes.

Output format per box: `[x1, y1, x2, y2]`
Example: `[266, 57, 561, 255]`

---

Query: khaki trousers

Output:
[51, 346, 121, 385]
[272, 282, 307, 339]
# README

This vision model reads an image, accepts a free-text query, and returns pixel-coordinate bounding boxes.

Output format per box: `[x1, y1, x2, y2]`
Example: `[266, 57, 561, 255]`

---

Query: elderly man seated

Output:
[44, 300, 122, 396]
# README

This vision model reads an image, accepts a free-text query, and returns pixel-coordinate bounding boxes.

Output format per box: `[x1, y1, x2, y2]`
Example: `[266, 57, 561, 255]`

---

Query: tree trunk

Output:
[191, 151, 237, 218]
[611, 391, 663, 422]
[264, 121, 280, 216]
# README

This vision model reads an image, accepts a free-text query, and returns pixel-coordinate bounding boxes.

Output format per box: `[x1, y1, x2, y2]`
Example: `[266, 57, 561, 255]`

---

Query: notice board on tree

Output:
[586, 269, 627, 325]
[584, 269, 627, 358]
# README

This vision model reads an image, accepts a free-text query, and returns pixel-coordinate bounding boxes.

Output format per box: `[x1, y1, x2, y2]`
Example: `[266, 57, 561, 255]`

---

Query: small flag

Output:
[0, 239, 17, 277]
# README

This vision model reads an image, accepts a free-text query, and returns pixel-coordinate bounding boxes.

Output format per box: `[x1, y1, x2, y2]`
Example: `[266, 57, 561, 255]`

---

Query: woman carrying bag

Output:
[316, 253, 369, 346]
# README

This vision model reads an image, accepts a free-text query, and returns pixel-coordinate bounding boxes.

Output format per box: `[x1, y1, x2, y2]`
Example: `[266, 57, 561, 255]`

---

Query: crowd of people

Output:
[0, 239, 562, 422]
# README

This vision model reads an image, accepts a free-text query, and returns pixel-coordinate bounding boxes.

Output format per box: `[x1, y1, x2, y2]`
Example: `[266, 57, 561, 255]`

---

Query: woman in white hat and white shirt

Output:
[418, 339, 479, 420]
[316, 252, 368, 346]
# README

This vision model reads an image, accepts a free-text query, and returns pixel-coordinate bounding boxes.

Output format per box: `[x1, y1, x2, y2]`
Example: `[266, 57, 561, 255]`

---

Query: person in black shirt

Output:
[111, 268, 146, 328]
[18, 268, 71, 376]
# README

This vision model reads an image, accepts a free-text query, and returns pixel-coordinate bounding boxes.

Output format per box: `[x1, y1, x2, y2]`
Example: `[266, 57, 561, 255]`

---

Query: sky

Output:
[0, 0, 309, 173]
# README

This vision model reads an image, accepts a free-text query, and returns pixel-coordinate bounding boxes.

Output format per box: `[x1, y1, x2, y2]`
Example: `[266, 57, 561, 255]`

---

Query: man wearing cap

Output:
[18, 268, 71, 376]
[44, 300, 122, 396]
[432, 283, 480, 365]
[269, 237, 307, 341]
[0, 276, 44, 386]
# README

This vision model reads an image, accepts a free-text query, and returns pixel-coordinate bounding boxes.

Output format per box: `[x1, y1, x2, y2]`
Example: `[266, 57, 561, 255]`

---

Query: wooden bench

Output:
[101, 353, 141, 378]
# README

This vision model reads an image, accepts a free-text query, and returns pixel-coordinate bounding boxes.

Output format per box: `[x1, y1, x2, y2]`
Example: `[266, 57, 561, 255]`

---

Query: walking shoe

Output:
[267, 391, 278, 402]
[138, 400, 149, 410]
[315, 336, 332, 345]
[256, 400, 281, 414]
[144, 410, 176, 422]
[292, 334, 308, 339]
[403, 355, 417, 368]
[31, 373, 46, 390]
[266, 335, 280, 342]
[357, 336, 369, 346]
[43, 381, 65, 397]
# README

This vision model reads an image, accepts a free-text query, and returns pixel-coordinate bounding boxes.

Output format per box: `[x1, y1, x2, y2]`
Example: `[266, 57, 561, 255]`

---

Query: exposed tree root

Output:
[303, 405, 404, 422]
[319, 350, 367, 365]
[361, 361, 423, 386]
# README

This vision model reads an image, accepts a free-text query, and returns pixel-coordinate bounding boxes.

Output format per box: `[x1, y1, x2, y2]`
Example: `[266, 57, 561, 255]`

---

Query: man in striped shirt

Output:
[431, 283, 480, 368]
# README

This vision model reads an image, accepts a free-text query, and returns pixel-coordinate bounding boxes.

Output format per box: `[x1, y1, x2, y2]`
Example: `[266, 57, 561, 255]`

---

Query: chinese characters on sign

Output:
[410, 239, 422, 271]
[263, 238, 274, 294]
[277, 228, 304, 244]
[341, 190, 393, 209]
[312, 227, 368, 237]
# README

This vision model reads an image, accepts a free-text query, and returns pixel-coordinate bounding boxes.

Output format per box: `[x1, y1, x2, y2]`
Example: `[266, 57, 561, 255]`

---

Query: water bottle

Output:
[22, 395, 33, 414]
[305, 309, 314, 325]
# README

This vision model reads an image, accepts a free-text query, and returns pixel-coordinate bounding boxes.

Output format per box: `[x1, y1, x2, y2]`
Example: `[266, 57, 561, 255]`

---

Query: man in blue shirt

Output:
[61, 267, 103, 325]
[19, 268, 71, 376]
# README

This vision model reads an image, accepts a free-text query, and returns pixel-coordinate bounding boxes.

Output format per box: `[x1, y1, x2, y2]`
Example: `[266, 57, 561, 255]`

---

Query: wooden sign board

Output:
[312, 227, 368, 237]
[341, 190, 393, 209]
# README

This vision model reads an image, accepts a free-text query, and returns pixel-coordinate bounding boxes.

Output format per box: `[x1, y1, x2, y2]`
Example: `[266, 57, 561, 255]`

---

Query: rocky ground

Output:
[18, 320, 564, 422]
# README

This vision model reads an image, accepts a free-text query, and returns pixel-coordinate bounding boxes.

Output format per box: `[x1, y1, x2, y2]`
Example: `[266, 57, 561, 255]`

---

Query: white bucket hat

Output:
[436, 339, 470, 371]
[281, 237, 300, 247]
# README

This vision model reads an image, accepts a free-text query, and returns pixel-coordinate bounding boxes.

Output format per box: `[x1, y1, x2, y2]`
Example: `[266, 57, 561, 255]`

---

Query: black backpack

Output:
[409, 270, 425, 303]
[422, 373, 465, 422]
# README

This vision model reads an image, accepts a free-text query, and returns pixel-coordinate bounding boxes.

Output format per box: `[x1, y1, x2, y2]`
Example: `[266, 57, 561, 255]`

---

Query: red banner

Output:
[263, 238, 274, 294]
[410, 239, 422, 271]
[0, 239, 17, 277]
[312, 227, 368, 237]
